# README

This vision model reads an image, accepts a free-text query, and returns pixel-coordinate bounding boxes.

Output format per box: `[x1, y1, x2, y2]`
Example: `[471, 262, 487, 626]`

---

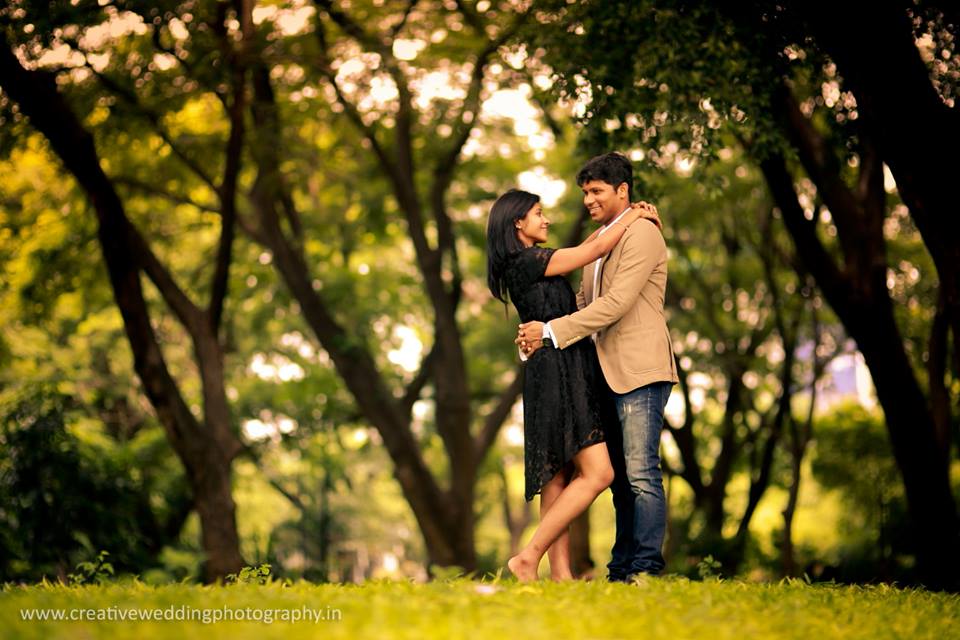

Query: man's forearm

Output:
[549, 293, 634, 348]
[550, 226, 662, 348]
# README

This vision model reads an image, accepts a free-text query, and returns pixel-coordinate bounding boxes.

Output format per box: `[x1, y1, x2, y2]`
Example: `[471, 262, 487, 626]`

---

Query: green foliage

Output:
[225, 564, 273, 586]
[529, 1, 791, 162]
[812, 404, 899, 502]
[1, 579, 958, 639]
[810, 403, 914, 583]
[429, 565, 469, 582]
[0, 387, 189, 583]
[528, 0, 949, 583]
[2, 0, 545, 581]
[2, 0, 950, 586]
[697, 555, 723, 581]
[67, 551, 114, 587]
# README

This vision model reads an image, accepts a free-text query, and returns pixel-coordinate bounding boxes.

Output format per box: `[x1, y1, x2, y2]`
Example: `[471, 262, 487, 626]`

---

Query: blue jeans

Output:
[606, 381, 672, 580]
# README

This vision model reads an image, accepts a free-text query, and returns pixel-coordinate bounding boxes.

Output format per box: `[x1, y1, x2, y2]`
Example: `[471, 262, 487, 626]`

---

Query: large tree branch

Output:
[115, 178, 261, 255]
[82, 61, 219, 192]
[390, 0, 421, 38]
[315, 0, 418, 210]
[127, 224, 204, 332]
[455, 0, 486, 32]
[0, 35, 203, 460]
[431, 8, 526, 215]
[258, 199, 455, 532]
[315, 5, 469, 469]
[244, 40, 455, 536]
[474, 366, 523, 462]
[735, 251, 799, 539]
[758, 152, 852, 308]
[928, 287, 952, 454]
[313, 1, 420, 211]
[313, 0, 389, 54]
[799, 0, 960, 303]
[426, 35, 509, 322]
[208, 0, 252, 331]
[665, 350, 705, 498]
[709, 368, 744, 505]
[735, 395, 789, 541]
[429, 29, 511, 263]
[400, 344, 438, 418]
[312, 3, 534, 501]
[775, 83, 866, 266]
[249, 66, 302, 242]
[312, 41, 406, 212]
[113, 176, 220, 214]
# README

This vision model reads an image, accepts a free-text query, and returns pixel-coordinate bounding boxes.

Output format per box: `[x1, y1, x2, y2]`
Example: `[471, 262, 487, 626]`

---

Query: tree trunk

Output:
[193, 330, 246, 582]
[249, 184, 481, 571]
[844, 296, 958, 589]
[192, 450, 244, 582]
[732, 326, 796, 569]
[0, 35, 246, 584]
[760, 150, 960, 589]
[782, 301, 823, 578]
[502, 466, 532, 558]
[245, 32, 527, 570]
[802, 1, 960, 371]
[702, 373, 746, 539]
[781, 451, 801, 578]
[569, 509, 593, 578]
[782, 354, 817, 578]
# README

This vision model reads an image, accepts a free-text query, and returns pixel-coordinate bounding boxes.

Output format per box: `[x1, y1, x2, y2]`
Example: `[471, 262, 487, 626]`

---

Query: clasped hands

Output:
[516, 321, 545, 357]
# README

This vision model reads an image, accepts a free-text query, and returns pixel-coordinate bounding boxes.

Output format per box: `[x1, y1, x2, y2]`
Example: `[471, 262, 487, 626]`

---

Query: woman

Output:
[486, 189, 655, 581]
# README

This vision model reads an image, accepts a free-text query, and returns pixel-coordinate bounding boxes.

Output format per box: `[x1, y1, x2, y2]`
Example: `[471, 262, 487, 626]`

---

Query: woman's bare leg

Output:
[508, 443, 614, 582]
[541, 466, 574, 581]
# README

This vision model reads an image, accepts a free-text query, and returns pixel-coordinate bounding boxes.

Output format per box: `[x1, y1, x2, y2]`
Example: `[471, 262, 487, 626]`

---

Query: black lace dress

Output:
[505, 246, 609, 502]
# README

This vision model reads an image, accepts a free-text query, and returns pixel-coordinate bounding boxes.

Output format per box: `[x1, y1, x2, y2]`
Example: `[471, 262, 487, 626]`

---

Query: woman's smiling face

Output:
[516, 202, 551, 246]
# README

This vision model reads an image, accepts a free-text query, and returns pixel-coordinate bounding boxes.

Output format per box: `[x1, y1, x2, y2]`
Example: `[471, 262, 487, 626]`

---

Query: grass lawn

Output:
[2, 576, 959, 639]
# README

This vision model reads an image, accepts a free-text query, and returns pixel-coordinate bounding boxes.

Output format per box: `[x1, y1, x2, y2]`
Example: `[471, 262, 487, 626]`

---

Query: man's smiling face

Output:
[581, 179, 628, 225]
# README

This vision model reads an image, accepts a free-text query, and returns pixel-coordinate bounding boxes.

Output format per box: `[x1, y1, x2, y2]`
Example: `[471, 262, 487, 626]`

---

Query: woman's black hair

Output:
[486, 189, 540, 303]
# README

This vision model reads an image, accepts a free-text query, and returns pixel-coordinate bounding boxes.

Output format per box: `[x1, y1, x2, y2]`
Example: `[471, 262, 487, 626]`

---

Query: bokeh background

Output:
[1, 0, 958, 590]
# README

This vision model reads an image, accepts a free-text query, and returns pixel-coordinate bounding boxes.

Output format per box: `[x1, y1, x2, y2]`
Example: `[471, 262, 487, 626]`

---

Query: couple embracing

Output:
[486, 152, 678, 583]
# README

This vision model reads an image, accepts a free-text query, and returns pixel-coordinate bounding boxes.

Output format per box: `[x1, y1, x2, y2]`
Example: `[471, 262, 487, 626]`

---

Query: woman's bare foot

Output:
[507, 554, 539, 582]
[550, 571, 574, 582]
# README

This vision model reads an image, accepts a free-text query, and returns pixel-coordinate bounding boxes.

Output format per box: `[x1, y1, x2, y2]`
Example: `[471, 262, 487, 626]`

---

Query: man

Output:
[517, 152, 678, 582]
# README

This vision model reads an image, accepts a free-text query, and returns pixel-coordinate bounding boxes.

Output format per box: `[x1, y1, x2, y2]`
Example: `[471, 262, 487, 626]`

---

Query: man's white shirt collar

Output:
[596, 206, 633, 237]
[541, 205, 632, 351]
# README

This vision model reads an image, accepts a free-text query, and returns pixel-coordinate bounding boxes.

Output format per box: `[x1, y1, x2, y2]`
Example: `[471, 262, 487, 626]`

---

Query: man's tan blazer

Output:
[550, 220, 678, 394]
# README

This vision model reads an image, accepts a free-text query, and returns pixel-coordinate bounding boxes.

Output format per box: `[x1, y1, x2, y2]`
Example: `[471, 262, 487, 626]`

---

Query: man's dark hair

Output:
[576, 152, 633, 201]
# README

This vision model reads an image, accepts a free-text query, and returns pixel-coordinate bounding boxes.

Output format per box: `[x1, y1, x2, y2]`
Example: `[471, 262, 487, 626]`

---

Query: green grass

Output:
[2, 576, 959, 640]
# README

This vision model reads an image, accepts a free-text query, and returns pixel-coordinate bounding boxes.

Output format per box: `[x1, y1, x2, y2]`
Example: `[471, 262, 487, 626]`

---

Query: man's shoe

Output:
[625, 571, 660, 584]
